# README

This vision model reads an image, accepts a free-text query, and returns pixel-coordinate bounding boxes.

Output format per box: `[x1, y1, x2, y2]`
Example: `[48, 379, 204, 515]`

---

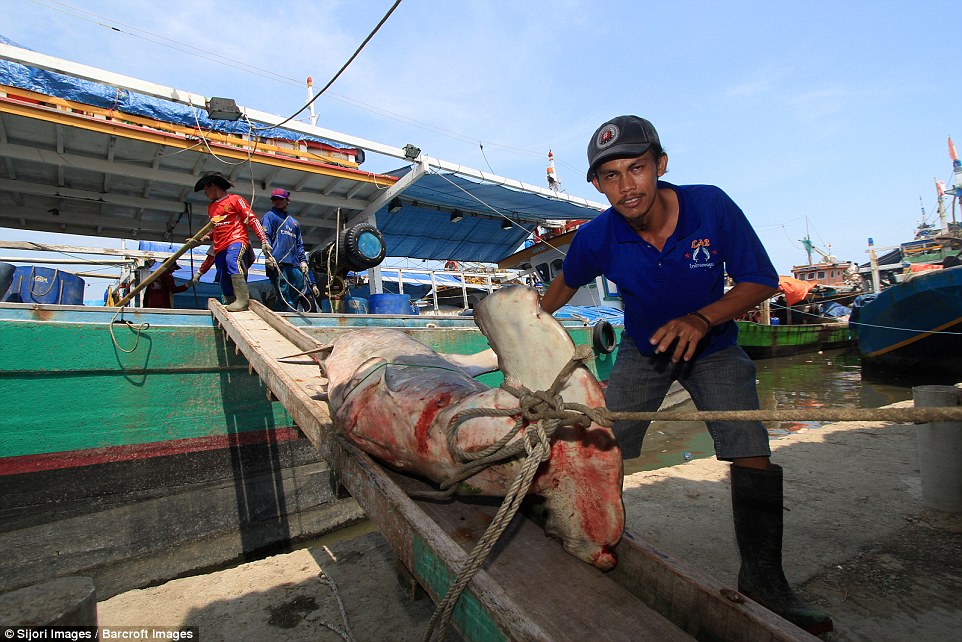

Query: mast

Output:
[935, 178, 948, 232]
[546, 149, 562, 192]
[801, 217, 814, 265]
[307, 76, 318, 127]
[949, 136, 961, 226]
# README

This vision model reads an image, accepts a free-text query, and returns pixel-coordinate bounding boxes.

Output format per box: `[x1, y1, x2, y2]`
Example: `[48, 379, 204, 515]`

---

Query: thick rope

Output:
[420, 345, 595, 642]
[593, 405, 962, 425]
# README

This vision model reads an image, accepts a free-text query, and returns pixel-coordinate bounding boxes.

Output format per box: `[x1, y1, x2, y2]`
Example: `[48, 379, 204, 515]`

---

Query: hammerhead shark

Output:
[315, 286, 625, 570]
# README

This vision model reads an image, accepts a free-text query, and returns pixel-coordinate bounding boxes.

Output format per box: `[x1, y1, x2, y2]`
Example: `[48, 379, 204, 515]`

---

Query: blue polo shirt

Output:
[562, 181, 777, 357]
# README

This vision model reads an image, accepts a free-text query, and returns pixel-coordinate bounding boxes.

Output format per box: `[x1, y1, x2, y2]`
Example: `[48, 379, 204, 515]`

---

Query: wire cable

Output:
[261, 0, 404, 132]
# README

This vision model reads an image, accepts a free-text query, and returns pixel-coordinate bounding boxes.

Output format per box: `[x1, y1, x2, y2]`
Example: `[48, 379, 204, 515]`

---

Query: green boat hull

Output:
[736, 320, 853, 359]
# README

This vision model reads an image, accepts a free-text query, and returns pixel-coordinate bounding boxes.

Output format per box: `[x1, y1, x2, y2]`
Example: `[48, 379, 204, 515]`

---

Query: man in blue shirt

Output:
[262, 188, 319, 311]
[540, 115, 832, 635]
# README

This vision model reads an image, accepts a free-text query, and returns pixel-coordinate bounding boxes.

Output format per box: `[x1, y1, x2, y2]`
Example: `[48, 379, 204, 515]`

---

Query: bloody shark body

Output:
[319, 286, 624, 570]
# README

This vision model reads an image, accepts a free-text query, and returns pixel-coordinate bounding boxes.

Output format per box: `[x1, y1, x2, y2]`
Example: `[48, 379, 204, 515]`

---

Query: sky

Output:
[1, 0, 961, 292]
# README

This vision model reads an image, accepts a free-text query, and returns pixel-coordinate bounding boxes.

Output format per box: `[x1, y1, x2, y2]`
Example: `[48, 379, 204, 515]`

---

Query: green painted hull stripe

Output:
[412, 536, 507, 642]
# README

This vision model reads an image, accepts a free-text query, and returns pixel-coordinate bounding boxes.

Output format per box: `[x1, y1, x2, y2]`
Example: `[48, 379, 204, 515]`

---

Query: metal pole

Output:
[868, 242, 882, 293]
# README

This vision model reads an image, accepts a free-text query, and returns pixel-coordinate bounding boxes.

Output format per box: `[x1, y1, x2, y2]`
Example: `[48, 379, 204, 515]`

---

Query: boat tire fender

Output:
[342, 223, 386, 271]
[592, 320, 616, 354]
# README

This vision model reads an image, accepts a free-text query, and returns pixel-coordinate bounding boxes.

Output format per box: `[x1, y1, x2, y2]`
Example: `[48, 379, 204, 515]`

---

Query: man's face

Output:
[590, 152, 667, 227]
[271, 197, 288, 211]
[203, 183, 218, 202]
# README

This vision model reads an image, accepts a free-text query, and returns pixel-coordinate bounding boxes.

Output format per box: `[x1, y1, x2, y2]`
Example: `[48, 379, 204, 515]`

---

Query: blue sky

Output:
[2, 0, 961, 282]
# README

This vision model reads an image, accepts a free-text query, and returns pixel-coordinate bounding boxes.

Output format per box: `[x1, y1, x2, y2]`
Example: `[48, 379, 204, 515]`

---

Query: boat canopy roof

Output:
[0, 37, 605, 265]
[375, 168, 600, 263]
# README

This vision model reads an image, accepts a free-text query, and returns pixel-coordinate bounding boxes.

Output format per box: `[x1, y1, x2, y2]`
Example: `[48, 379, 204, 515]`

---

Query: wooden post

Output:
[868, 244, 882, 293]
[759, 298, 771, 325]
[115, 220, 214, 308]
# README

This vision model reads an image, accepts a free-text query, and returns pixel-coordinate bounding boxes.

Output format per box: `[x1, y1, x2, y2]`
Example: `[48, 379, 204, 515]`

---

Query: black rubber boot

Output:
[225, 275, 250, 312]
[731, 464, 834, 635]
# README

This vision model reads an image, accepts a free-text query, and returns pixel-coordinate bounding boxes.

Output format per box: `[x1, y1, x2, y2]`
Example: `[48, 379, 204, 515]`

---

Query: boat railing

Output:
[374, 266, 534, 313]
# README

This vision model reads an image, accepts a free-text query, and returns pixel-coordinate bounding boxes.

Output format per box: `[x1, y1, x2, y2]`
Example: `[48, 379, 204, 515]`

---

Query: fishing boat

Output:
[735, 318, 852, 359]
[851, 265, 962, 375]
[0, 38, 619, 599]
[851, 138, 962, 376]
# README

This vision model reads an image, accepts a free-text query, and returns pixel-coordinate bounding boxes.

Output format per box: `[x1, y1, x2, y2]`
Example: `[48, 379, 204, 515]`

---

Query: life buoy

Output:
[592, 320, 616, 354]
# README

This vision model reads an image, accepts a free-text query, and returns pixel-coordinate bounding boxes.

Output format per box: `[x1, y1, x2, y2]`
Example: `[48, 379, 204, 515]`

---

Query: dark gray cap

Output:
[586, 115, 661, 181]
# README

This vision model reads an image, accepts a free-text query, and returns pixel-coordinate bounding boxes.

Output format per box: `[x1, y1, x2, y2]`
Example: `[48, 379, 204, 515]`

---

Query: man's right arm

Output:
[539, 272, 578, 313]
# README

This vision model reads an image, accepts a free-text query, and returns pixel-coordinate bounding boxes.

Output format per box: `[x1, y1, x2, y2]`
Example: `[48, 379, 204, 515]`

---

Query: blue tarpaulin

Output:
[0, 35, 360, 155]
[374, 168, 602, 264]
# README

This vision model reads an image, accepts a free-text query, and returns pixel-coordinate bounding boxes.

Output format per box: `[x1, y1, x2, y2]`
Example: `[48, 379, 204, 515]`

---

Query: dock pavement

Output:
[97, 403, 962, 641]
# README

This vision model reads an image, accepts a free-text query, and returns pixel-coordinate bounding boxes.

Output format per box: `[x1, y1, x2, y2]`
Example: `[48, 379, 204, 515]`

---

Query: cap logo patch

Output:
[596, 124, 619, 148]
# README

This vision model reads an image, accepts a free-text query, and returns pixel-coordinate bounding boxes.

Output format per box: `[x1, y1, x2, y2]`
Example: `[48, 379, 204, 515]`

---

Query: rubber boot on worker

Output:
[225, 275, 250, 312]
[730, 463, 834, 636]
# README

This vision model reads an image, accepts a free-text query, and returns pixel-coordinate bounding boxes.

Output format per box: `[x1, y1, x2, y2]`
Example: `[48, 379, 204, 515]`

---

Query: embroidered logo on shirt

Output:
[686, 239, 716, 269]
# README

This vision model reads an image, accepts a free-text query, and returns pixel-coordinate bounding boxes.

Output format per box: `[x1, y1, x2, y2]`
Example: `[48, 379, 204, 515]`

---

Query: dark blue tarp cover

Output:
[0, 35, 359, 152]
[819, 301, 852, 318]
[374, 168, 602, 263]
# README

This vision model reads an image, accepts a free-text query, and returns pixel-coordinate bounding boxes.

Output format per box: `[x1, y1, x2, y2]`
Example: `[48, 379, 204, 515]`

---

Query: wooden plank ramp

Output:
[210, 299, 818, 642]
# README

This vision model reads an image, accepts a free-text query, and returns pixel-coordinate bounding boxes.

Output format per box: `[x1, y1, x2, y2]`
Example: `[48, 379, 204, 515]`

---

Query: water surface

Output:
[622, 348, 937, 475]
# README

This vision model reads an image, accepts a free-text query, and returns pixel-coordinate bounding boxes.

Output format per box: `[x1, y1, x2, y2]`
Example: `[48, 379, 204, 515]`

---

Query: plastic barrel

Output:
[6, 266, 85, 305]
[0, 262, 15, 300]
[369, 293, 413, 315]
[346, 297, 369, 314]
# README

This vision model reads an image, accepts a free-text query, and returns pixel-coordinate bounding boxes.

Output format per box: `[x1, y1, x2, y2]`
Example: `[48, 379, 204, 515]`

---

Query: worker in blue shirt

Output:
[540, 115, 832, 636]
[262, 188, 319, 311]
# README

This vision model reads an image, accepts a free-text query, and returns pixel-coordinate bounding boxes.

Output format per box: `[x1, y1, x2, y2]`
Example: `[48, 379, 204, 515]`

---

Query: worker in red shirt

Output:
[192, 172, 276, 311]
[142, 260, 188, 308]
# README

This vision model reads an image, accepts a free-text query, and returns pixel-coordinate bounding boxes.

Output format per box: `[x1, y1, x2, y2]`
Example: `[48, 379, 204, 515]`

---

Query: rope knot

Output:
[522, 421, 552, 461]
[519, 389, 565, 424]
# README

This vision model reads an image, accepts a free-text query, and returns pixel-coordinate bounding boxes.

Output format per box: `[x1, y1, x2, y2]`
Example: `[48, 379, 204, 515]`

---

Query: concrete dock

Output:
[97, 407, 962, 641]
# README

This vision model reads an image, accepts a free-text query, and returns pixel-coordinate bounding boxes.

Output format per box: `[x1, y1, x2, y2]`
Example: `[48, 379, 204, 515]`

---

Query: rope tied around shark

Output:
[408, 343, 598, 502]
[419, 343, 599, 642]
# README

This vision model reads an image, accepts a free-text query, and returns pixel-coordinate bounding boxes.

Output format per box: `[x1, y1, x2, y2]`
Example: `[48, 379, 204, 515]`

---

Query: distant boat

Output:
[852, 138, 962, 375]
[851, 265, 962, 375]
[736, 319, 852, 359]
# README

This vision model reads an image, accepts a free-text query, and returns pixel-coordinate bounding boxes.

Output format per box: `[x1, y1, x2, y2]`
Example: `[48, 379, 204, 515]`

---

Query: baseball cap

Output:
[586, 115, 661, 181]
[270, 188, 291, 200]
